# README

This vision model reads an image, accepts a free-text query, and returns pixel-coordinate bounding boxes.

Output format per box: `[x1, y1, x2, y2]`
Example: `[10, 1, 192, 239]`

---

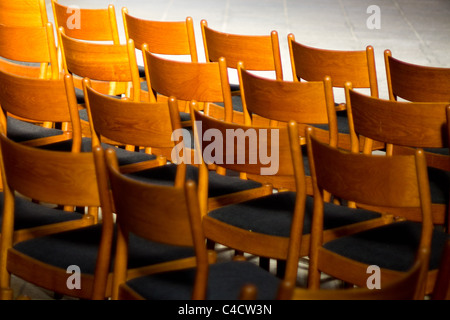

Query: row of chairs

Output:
[0, 1, 449, 300]
[0, 81, 449, 300]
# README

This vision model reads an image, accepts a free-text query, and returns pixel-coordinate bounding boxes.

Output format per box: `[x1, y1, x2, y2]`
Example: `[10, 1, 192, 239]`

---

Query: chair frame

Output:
[306, 126, 433, 299]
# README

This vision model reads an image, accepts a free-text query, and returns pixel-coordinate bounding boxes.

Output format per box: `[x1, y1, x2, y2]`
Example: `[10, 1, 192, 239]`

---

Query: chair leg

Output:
[0, 288, 13, 300]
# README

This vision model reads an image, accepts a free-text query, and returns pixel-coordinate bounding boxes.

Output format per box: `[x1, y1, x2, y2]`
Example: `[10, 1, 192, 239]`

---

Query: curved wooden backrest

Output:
[191, 108, 297, 178]
[0, 132, 100, 207]
[288, 33, 378, 97]
[83, 81, 180, 157]
[275, 257, 424, 300]
[346, 86, 449, 151]
[238, 63, 338, 147]
[0, 0, 48, 26]
[0, 23, 59, 79]
[384, 50, 450, 103]
[0, 69, 78, 124]
[122, 8, 198, 62]
[58, 28, 140, 98]
[201, 20, 283, 79]
[52, 0, 120, 44]
[307, 127, 433, 228]
[144, 49, 233, 120]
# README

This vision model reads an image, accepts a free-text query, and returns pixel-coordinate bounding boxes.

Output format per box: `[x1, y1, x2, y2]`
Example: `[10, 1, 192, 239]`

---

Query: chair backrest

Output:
[0, 70, 82, 151]
[51, 0, 120, 44]
[143, 49, 233, 121]
[58, 28, 140, 99]
[104, 148, 210, 299]
[201, 20, 283, 80]
[122, 8, 198, 62]
[0, 132, 102, 209]
[384, 50, 450, 103]
[238, 63, 338, 146]
[346, 85, 449, 153]
[288, 33, 378, 100]
[0, 23, 59, 79]
[275, 257, 425, 300]
[191, 108, 304, 194]
[0, 0, 48, 26]
[83, 79, 182, 162]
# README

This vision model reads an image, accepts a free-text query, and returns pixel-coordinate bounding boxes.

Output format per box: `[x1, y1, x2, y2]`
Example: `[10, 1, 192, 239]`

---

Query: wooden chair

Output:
[201, 20, 283, 122]
[192, 109, 390, 281]
[306, 88, 450, 298]
[0, 136, 103, 300]
[0, 139, 198, 300]
[0, 70, 82, 150]
[346, 86, 449, 236]
[306, 126, 437, 299]
[0, 22, 59, 80]
[0, 0, 49, 27]
[242, 254, 426, 300]
[287, 33, 381, 150]
[105, 148, 281, 300]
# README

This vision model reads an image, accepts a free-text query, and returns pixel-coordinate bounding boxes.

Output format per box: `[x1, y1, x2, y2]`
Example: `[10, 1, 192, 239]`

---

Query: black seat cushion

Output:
[36, 136, 157, 167]
[125, 260, 280, 300]
[0, 192, 84, 231]
[6, 117, 65, 143]
[127, 163, 263, 198]
[12, 225, 195, 275]
[208, 192, 382, 237]
[323, 220, 449, 272]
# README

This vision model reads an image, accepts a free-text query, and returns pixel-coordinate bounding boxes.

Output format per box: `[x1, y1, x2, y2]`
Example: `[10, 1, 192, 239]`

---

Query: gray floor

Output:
[10, 0, 450, 299]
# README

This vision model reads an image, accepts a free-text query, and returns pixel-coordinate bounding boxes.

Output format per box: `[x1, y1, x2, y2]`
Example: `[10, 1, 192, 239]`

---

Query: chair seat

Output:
[124, 260, 280, 300]
[127, 163, 263, 198]
[0, 192, 84, 231]
[323, 220, 449, 272]
[6, 117, 65, 143]
[37, 137, 157, 167]
[11, 224, 196, 275]
[208, 192, 382, 237]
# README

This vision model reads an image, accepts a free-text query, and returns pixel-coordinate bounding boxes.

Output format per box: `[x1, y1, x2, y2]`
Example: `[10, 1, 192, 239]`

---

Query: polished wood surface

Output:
[306, 127, 433, 299]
